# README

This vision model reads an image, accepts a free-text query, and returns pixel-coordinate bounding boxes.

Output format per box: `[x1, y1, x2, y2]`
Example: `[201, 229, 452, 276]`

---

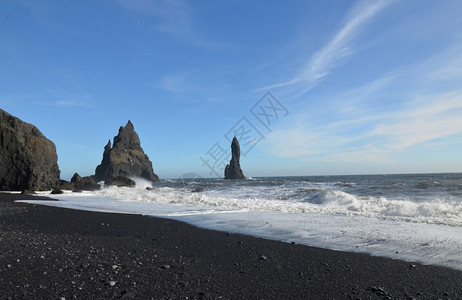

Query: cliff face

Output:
[94, 121, 159, 182]
[0, 109, 61, 191]
[224, 136, 245, 180]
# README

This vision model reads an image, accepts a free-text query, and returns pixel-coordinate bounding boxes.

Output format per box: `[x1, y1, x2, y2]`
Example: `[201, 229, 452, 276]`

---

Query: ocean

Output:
[19, 173, 462, 270]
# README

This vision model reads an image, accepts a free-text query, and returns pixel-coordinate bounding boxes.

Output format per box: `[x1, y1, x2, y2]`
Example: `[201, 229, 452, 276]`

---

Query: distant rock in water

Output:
[21, 189, 36, 195]
[224, 136, 245, 180]
[94, 120, 159, 182]
[60, 179, 73, 190]
[0, 109, 60, 191]
[51, 188, 63, 194]
[70, 173, 82, 185]
[70, 173, 100, 191]
[105, 176, 136, 188]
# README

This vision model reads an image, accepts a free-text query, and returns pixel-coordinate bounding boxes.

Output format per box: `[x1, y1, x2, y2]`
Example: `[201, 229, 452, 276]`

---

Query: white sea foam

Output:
[17, 174, 462, 270]
[129, 177, 154, 189]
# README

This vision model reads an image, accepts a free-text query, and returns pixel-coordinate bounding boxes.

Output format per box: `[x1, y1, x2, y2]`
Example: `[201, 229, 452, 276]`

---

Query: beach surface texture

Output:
[1, 192, 462, 299]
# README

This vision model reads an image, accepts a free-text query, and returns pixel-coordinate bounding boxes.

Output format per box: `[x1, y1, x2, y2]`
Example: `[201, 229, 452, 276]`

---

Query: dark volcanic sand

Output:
[1, 193, 462, 299]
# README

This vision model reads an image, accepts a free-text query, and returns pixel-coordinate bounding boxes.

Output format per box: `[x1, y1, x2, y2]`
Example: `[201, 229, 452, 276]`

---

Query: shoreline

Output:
[1, 193, 462, 299]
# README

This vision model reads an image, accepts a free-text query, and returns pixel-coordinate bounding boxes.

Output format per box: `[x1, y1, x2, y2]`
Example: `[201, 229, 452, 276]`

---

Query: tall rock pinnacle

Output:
[94, 120, 159, 182]
[224, 136, 245, 180]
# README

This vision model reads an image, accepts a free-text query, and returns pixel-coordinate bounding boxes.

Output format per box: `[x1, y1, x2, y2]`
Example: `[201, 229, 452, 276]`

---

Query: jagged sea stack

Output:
[94, 120, 159, 182]
[224, 136, 245, 180]
[0, 109, 60, 191]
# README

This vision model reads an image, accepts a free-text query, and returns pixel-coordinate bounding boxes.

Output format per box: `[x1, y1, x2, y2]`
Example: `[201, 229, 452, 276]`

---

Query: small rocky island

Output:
[224, 136, 245, 180]
[94, 120, 159, 183]
[0, 109, 60, 191]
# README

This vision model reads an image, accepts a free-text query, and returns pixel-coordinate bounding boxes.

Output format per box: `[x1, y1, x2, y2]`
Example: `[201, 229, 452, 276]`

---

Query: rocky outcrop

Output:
[224, 136, 245, 180]
[105, 176, 136, 188]
[51, 188, 63, 194]
[0, 109, 61, 191]
[94, 121, 159, 182]
[70, 173, 82, 185]
[21, 190, 36, 195]
[60, 180, 73, 190]
[70, 173, 100, 191]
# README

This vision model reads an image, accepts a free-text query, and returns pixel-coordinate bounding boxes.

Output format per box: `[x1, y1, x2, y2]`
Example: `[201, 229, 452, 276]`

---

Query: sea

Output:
[18, 173, 462, 270]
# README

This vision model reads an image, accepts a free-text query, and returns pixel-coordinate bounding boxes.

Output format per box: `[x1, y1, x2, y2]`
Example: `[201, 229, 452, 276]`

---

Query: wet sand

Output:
[1, 192, 461, 299]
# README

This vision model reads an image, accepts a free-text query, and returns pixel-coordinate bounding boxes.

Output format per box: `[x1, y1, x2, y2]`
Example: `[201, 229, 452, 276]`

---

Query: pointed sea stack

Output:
[94, 120, 159, 182]
[224, 136, 245, 180]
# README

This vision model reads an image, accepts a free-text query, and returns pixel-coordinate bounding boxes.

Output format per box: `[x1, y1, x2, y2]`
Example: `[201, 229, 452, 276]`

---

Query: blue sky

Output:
[1, 0, 462, 180]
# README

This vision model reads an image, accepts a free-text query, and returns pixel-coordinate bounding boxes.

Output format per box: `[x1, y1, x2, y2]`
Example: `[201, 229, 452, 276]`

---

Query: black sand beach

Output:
[1, 192, 462, 299]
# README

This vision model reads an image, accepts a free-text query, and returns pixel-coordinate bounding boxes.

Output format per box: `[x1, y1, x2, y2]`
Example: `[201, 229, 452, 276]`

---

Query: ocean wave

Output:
[378, 198, 462, 225]
[334, 181, 356, 187]
[37, 173, 462, 227]
[86, 183, 462, 226]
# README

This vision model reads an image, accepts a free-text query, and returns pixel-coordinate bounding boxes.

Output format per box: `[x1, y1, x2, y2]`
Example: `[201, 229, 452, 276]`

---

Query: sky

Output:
[1, 0, 462, 180]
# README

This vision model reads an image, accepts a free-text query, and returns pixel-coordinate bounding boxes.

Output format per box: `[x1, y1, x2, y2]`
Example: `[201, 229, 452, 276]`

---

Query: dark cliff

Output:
[0, 109, 60, 191]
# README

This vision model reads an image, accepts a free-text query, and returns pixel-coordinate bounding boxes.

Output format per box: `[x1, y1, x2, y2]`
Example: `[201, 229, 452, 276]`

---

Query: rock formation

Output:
[0, 109, 60, 191]
[60, 179, 73, 190]
[70, 173, 100, 191]
[224, 136, 245, 180]
[51, 188, 63, 194]
[105, 176, 136, 188]
[94, 120, 159, 182]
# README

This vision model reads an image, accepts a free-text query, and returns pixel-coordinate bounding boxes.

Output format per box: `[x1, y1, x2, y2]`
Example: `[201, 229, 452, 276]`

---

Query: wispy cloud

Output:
[330, 73, 397, 115]
[262, 45, 462, 163]
[34, 88, 93, 108]
[156, 72, 190, 94]
[38, 100, 93, 108]
[116, 0, 210, 46]
[263, 87, 462, 164]
[261, 126, 326, 158]
[261, 0, 391, 93]
[326, 147, 394, 164]
[153, 71, 241, 105]
[128, 0, 192, 35]
[54, 100, 93, 108]
[423, 45, 462, 83]
[301, 1, 389, 83]
[1, 90, 93, 109]
[370, 92, 462, 151]
[259, 0, 462, 169]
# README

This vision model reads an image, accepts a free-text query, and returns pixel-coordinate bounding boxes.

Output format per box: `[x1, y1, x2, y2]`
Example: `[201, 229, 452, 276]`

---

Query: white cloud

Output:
[156, 73, 188, 94]
[260, 1, 462, 165]
[423, 45, 462, 83]
[2, 90, 93, 108]
[262, 0, 391, 92]
[370, 92, 462, 151]
[303, 0, 389, 82]
[55, 100, 92, 108]
[153, 72, 239, 104]
[31, 89, 94, 108]
[38, 100, 92, 108]
[263, 90, 462, 165]
[325, 145, 394, 164]
[262, 126, 325, 158]
[117, 0, 211, 47]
